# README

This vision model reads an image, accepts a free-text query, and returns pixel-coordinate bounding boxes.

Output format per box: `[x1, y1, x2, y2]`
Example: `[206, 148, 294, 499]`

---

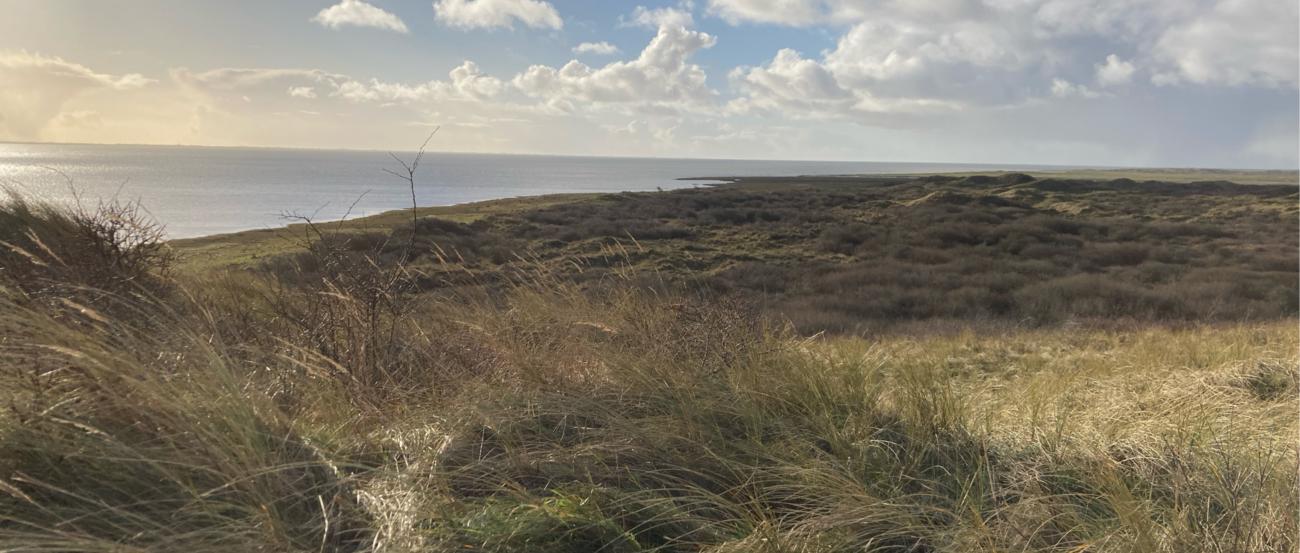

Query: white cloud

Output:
[1095, 54, 1135, 87]
[312, 0, 409, 33]
[707, 0, 1186, 30]
[113, 73, 155, 89]
[705, 0, 845, 26]
[823, 19, 1026, 83]
[328, 61, 504, 103]
[287, 86, 318, 99]
[573, 42, 621, 55]
[1153, 0, 1298, 87]
[1031, 0, 1196, 37]
[705, 0, 993, 26]
[728, 47, 960, 120]
[0, 50, 152, 91]
[174, 68, 343, 91]
[707, 2, 1043, 109]
[448, 60, 506, 98]
[708, 0, 1299, 94]
[1050, 78, 1099, 99]
[513, 20, 716, 109]
[625, 5, 695, 29]
[0, 50, 154, 140]
[728, 48, 853, 115]
[1, 3, 1293, 167]
[433, 0, 563, 30]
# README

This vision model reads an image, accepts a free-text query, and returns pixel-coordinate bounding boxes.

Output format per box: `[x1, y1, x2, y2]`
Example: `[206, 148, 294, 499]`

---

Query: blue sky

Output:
[1, 0, 1296, 168]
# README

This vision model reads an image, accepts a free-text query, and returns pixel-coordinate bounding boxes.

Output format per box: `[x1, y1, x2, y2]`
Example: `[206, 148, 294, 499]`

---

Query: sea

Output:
[0, 142, 1073, 239]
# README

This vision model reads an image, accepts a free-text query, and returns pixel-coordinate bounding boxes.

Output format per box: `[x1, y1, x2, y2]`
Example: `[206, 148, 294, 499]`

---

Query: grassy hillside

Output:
[179, 172, 1298, 333]
[2, 173, 1297, 551]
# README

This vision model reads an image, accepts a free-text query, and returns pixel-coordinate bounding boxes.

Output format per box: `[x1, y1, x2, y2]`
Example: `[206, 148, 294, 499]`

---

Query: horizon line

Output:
[4, 140, 1296, 173]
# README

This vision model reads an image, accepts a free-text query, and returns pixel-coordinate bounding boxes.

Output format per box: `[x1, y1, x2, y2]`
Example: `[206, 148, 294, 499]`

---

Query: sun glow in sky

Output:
[1, 0, 1296, 168]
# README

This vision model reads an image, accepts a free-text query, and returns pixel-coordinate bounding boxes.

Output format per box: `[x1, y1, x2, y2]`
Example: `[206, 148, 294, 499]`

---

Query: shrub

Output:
[1085, 243, 1150, 266]
[817, 223, 875, 255]
[1015, 275, 1180, 321]
[714, 261, 793, 293]
[0, 194, 172, 307]
[924, 222, 988, 247]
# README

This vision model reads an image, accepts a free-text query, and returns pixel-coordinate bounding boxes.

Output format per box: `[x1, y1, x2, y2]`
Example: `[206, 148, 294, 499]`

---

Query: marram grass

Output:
[1, 193, 1296, 552]
[1, 285, 1294, 552]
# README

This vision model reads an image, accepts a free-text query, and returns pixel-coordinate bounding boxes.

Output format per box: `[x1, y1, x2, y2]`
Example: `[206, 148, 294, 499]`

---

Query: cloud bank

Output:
[3, 1, 1295, 168]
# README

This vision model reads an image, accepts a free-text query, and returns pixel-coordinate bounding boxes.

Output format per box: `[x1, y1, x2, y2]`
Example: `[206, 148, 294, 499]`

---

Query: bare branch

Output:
[384, 128, 440, 266]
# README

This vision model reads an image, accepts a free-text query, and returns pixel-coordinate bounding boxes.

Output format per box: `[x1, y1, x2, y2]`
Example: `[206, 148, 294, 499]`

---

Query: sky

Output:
[0, 0, 1296, 168]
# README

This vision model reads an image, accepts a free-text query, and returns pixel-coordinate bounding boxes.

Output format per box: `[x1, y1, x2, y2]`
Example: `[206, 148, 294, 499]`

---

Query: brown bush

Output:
[0, 194, 173, 309]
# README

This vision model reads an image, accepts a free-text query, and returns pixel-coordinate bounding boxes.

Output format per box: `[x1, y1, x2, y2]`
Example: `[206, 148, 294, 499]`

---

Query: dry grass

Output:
[1, 193, 1296, 552]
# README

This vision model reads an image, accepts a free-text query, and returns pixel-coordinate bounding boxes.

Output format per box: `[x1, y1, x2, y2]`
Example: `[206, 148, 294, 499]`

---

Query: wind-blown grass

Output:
[1, 192, 1296, 552]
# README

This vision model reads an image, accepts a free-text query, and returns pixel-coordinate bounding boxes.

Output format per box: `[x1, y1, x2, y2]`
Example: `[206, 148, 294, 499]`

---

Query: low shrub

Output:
[1085, 243, 1150, 266]
[0, 194, 173, 308]
[1015, 275, 1180, 321]
[817, 223, 874, 255]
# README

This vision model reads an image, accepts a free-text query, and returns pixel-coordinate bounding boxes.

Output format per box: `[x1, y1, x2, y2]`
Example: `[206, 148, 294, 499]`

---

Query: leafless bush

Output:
[0, 192, 173, 309]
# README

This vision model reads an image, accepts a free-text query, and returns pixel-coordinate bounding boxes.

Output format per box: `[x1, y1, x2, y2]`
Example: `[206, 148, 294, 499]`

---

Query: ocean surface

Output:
[1, 142, 1071, 239]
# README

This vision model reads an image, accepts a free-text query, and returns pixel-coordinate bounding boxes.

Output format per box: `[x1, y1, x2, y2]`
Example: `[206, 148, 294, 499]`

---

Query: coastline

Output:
[169, 168, 1298, 272]
[169, 192, 601, 272]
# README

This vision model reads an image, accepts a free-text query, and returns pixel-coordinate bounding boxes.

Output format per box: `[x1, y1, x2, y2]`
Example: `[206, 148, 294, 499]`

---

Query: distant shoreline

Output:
[178, 167, 1299, 243]
[170, 169, 1298, 273]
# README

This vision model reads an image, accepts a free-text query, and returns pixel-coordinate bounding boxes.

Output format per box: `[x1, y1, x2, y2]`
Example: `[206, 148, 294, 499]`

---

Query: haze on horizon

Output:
[1, 0, 1296, 169]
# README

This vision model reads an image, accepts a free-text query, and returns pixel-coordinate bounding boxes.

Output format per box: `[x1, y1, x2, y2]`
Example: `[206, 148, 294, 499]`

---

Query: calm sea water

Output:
[0, 142, 1069, 239]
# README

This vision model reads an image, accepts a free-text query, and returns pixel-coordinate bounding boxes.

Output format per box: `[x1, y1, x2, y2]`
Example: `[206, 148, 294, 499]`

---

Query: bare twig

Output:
[383, 128, 440, 262]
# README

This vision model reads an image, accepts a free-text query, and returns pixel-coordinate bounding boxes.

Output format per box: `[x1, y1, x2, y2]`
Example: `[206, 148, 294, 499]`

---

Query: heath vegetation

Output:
[0, 173, 1296, 552]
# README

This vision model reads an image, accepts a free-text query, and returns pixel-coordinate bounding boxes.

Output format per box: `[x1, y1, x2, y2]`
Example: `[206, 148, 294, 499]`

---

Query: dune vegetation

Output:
[1, 173, 1296, 552]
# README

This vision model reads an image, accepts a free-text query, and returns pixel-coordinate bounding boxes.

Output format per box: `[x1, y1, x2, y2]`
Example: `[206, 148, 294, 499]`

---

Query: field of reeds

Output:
[1, 173, 1297, 552]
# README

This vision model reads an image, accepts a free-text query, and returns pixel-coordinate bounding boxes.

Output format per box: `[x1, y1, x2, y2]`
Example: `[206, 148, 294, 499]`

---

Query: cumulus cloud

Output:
[1095, 54, 1135, 87]
[1050, 78, 1099, 99]
[573, 42, 620, 55]
[2, 2, 1293, 167]
[625, 5, 695, 29]
[823, 19, 1027, 82]
[1031, 0, 1196, 37]
[312, 0, 409, 33]
[720, 14, 1042, 112]
[448, 61, 507, 98]
[433, 0, 563, 30]
[287, 86, 318, 99]
[709, 0, 1298, 101]
[330, 61, 505, 103]
[705, 0, 848, 26]
[706, 2, 1046, 110]
[709, 0, 1288, 141]
[0, 50, 154, 140]
[513, 19, 716, 109]
[1152, 0, 1298, 87]
[728, 47, 959, 121]
[728, 49, 853, 115]
[707, 0, 1185, 30]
